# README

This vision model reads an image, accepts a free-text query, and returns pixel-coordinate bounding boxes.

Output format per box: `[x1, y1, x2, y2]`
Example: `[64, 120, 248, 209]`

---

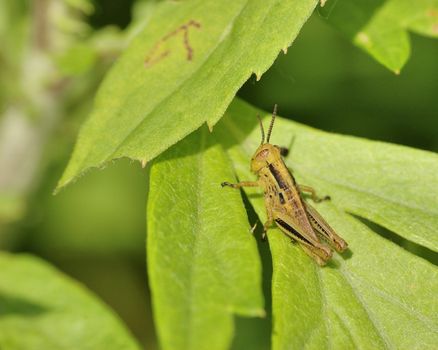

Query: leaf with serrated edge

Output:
[216, 98, 438, 349]
[57, 0, 319, 190]
[322, 0, 438, 73]
[0, 253, 140, 350]
[147, 126, 264, 350]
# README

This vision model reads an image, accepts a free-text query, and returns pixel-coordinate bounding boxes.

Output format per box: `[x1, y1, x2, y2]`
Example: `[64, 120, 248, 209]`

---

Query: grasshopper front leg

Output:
[221, 181, 260, 189]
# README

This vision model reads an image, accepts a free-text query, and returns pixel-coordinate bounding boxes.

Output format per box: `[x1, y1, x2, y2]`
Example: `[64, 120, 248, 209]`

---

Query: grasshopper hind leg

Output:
[221, 181, 260, 189]
[304, 202, 348, 253]
[274, 214, 333, 265]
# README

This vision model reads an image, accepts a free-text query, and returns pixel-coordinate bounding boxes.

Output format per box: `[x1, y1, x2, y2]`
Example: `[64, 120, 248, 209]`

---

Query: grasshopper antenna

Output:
[257, 115, 265, 144]
[288, 134, 296, 152]
[266, 104, 277, 143]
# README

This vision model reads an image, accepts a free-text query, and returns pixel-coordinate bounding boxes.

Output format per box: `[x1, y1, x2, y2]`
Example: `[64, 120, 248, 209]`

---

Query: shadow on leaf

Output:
[231, 191, 272, 350]
[0, 292, 48, 318]
[352, 214, 438, 266]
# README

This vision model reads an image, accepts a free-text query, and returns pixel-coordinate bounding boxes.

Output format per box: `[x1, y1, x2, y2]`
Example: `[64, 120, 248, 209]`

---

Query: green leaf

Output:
[0, 253, 140, 350]
[147, 126, 264, 350]
[57, 0, 318, 190]
[321, 0, 438, 73]
[217, 98, 438, 349]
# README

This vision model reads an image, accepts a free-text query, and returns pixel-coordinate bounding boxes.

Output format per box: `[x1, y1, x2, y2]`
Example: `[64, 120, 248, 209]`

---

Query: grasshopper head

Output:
[251, 144, 281, 173]
[251, 104, 284, 173]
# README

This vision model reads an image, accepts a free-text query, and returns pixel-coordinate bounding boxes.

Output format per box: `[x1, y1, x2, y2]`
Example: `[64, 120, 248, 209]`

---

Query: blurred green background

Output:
[0, 1, 437, 349]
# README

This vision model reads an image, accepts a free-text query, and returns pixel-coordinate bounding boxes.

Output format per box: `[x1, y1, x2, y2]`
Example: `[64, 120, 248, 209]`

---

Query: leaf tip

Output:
[255, 72, 262, 81]
[282, 46, 288, 54]
[52, 186, 62, 196]
[53, 176, 73, 196]
[207, 121, 214, 132]
[355, 31, 372, 48]
[141, 159, 148, 168]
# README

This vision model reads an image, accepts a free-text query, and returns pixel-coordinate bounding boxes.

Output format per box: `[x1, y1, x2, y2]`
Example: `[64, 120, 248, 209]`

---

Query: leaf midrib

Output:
[315, 266, 331, 350]
[185, 128, 207, 350]
[338, 266, 393, 350]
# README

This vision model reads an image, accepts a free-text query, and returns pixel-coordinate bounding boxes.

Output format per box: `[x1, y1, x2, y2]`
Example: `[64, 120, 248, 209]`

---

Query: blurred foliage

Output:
[0, 253, 140, 350]
[0, 0, 154, 347]
[89, 0, 136, 29]
[239, 14, 438, 152]
[320, 0, 438, 73]
[0, 0, 437, 349]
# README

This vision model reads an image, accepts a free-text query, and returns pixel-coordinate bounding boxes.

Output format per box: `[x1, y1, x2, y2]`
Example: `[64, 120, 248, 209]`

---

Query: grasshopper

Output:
[221, 105, 348, 266]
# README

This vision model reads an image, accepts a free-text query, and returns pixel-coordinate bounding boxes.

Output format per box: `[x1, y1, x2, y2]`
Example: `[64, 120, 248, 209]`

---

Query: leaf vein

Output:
[316, 266, 331, 350]
[331, 309, 359, 349]
[339, 268, 394, 350]
[347, 271, 438, 333]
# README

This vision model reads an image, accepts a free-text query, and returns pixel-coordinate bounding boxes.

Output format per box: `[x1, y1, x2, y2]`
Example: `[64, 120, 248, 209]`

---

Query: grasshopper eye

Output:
[256, 149, 269, 159]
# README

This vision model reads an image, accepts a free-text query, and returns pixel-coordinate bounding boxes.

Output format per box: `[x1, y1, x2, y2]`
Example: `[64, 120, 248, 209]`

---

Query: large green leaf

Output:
[147, 126, 264, 350]
[217, 98, 438, 349]
[57, 0, 318, 190]
[0, 253, 140, 350]
[322, 0, 438, 73]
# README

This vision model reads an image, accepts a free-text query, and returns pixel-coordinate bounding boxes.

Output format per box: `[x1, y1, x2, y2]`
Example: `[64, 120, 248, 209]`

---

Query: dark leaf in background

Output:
[322, 0, 438, 73]
[0, 253, 140, 349]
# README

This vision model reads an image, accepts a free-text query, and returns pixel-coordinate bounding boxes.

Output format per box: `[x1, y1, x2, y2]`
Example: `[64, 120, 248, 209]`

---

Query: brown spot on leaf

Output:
[145, 20, 201, 68]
